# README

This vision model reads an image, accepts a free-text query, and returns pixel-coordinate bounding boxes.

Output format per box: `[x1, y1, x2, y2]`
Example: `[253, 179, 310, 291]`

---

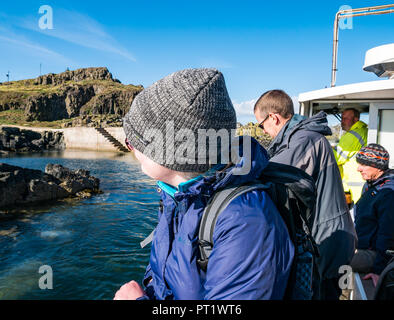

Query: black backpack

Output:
[374, 250, 394, 300]
[197, 162, 320, 300]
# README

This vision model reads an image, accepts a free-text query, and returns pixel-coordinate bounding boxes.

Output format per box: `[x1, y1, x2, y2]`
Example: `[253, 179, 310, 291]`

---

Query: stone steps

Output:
[95, 127, 129, 153]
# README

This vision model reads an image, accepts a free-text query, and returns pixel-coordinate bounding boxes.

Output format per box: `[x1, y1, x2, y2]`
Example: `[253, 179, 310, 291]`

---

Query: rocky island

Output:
[0, 67, 144, 154]
[0, 67, 143, 128]
[0, 163, 101, 210]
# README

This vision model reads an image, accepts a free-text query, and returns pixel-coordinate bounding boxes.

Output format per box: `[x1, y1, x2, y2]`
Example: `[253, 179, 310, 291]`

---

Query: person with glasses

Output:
[254, 89, 356, 300]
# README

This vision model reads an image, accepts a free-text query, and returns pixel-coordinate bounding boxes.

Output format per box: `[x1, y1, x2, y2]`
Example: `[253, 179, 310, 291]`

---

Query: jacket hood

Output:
[173, 136, 270, 201]
[293, 111, 332, 136]
[268, 111, 331, 157]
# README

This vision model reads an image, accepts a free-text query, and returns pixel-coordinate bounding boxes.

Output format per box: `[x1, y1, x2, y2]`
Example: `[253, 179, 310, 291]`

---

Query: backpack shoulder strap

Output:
[197, 182, 268, 270]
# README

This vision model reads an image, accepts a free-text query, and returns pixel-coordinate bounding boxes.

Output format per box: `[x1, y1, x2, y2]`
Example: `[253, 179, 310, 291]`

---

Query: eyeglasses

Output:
[125, 138, 134, 151]
[258, 114, 270, 131]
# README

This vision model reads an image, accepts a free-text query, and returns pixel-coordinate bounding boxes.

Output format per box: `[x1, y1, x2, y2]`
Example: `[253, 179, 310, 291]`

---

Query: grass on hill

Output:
[0, 109, 73, 128]
[0, 79, 142, 108]
[0, 81, 61, 94]
[0, 79, 142, 93]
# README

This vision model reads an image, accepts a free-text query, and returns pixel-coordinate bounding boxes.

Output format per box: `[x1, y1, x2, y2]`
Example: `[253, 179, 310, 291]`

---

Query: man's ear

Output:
[273, 113, 281, 125]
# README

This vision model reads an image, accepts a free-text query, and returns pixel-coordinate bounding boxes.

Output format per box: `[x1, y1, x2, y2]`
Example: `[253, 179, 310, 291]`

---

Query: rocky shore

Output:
[0, 163, 101, 209]
[0, 126, 64, 154]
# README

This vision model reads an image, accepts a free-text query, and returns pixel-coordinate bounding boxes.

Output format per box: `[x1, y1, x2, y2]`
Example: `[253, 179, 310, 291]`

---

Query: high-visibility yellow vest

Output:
[333, 121, 368, 203]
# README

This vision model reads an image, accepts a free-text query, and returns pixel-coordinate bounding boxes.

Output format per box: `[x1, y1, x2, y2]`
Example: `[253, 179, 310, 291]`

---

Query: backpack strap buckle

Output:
[197, 240, 212, 271]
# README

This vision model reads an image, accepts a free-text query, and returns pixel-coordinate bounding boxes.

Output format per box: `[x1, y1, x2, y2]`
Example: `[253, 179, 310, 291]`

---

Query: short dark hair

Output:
[343, 108, 360, 119]
[254, 89, 294, 119]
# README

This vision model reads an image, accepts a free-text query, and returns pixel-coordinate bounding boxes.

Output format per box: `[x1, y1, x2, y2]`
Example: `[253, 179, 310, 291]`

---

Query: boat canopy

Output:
[299, 79, 394, 104]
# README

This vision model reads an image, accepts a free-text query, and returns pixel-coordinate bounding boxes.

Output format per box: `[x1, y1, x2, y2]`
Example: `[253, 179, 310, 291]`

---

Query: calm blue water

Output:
[0, 150, 159, 300]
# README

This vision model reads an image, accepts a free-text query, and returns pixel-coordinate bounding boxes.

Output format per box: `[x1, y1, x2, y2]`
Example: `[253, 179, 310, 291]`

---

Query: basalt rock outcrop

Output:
[0, 67, 143, 125]
[0, 126, 64, 153]
[34, 67, 115, 86]
[45, 164, 100, 195]
[0, 163, 101, 209]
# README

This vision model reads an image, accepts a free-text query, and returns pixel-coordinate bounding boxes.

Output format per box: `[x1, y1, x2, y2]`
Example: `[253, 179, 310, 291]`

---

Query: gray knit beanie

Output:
[356, 143, 390, 171]
[123, 68, 237, 172]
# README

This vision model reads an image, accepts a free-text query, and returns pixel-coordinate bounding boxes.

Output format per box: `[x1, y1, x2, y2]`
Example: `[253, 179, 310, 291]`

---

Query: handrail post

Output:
[330, 4, 394, 87]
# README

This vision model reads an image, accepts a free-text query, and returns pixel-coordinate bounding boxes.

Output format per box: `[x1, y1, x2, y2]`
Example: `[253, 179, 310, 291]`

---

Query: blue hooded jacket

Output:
[140, 137, 294, 300]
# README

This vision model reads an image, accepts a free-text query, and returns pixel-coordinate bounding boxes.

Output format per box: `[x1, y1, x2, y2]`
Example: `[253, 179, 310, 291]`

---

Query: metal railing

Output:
[331, 4, 394, 87]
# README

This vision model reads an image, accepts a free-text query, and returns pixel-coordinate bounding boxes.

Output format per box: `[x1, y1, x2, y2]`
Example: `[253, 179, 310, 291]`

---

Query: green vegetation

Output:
[76, 79, 142, 92]
[0, 79, 141, 95]
[0, 109, 73, 128]
[0, 81, 62, 94]
[236, 122, 272, 148]
[0, 109, 25, 125]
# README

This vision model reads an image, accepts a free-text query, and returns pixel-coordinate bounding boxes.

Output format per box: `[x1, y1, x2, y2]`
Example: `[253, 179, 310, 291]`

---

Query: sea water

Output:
[0, 150, 159, 300]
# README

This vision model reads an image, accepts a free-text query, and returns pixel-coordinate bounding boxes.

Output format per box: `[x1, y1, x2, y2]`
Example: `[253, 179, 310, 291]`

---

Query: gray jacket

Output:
[268, 111, 357, 280]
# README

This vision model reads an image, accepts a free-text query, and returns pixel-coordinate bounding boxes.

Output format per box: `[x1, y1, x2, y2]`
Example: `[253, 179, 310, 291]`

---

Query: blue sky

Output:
[1, 0, 393, 123]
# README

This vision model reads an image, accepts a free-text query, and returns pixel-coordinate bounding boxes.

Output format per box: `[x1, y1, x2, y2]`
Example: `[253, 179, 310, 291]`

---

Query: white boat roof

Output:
[299, 78, 394, 102]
